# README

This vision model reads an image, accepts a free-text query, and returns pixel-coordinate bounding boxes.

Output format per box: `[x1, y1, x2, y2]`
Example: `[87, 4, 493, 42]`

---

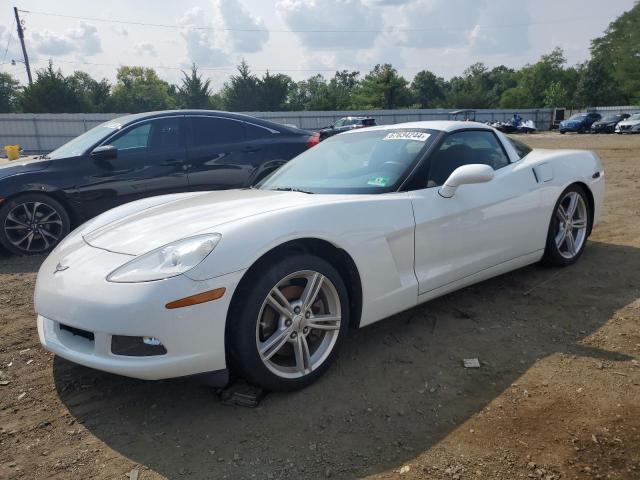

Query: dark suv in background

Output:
[318, 116, 377, 140]
[591, 113, 630, 133]
[0, 110, 320, 255]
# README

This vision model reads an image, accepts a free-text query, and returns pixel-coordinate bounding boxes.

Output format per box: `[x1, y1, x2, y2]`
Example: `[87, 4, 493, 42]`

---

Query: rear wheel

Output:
[228, 254, 349, 391]
[542, 186, 591, 266]
[0, 194, 70, 255]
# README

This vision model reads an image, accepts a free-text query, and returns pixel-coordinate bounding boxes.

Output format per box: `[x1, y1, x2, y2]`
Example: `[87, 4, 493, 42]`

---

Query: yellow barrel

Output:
[4, 145, 20, 161]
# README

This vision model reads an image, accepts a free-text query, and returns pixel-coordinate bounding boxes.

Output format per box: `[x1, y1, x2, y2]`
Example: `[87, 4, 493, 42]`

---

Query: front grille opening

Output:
[60, 324, 95, 342]
[111, 335, 167, 357]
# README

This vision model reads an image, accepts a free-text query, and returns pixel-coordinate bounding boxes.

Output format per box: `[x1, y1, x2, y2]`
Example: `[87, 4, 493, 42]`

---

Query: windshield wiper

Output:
[269, 187, 314, 194]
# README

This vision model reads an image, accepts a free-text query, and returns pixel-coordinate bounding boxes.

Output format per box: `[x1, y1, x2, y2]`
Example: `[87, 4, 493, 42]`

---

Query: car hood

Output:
[0, 156, 51, 178]
[82, 189, 320, 255]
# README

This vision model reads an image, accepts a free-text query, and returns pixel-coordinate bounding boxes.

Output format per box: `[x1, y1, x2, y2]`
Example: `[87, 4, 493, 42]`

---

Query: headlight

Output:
[107, 234, 221, 283]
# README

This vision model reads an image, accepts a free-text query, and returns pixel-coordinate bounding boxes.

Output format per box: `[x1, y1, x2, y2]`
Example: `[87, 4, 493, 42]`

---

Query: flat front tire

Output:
[227, 253, 349, 391]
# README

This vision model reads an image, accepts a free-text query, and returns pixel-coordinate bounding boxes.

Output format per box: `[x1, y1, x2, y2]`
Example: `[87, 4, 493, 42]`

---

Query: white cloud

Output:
[276, 0, 384, 50]
[111, 25, 128, 37]
[396, 0, 529, 55]
[179, 6, 229, 67]
[134, 41, 157, 57]
[0, 24, 28, 64]
[216, 0, 269, 53]
[31, 21, 102, 57]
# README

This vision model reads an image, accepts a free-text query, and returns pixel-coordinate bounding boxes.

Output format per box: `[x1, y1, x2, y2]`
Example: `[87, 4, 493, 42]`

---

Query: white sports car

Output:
[35, 121, 605, 391]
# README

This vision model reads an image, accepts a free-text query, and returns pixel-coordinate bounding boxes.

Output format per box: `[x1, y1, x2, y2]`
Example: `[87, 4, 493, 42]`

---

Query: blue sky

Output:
[0, 0, 636, 89]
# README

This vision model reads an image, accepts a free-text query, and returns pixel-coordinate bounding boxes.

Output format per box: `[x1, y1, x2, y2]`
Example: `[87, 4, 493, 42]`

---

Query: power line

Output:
[19, 9, 604, 34]
[1, 17, 15, 65]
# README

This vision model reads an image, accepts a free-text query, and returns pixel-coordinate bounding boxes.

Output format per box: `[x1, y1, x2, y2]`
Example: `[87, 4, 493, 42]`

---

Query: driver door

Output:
[410, 130, 544, 295]
[75, 116, 189, 218]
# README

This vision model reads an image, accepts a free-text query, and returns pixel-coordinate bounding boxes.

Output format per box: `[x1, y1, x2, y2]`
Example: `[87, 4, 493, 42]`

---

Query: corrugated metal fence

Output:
[1, 106, 636, 155]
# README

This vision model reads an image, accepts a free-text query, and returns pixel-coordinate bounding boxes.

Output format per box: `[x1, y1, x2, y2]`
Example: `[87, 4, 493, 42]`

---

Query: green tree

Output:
[542, 81, 570, 107]
[0, 73, 21, 112]
[590, 3, 639, 104]
[327, 70, 360, 109]
[221, 60, 260, 111]
[517, 48, 578, 107]
[68, 71, 112, 112]
[20, 61, 90, 113]
[411, 70, 446, 108]
[176, 64, 212, 109]
[574, 58, 625, 107]
[352, 64, 411, 109]
[111, 66, 176, 113]
[446, 63, 496, 108]
[288, 75, 333, 111]
[258, 71, 292, 111]
[499, 87, 535, 108]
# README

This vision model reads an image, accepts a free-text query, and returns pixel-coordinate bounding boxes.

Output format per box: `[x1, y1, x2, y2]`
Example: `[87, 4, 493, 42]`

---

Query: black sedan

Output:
[592, 113, 630, 133]
[0, 110, 320, 255]
[318, 116, 376, 140]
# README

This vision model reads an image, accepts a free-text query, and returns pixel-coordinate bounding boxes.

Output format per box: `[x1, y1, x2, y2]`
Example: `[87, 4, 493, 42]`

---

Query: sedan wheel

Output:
[543, 186, 591, 266]
[0, 195, 70, 255]
[228, 254, 349, 391]
[257, 270, 341, 379]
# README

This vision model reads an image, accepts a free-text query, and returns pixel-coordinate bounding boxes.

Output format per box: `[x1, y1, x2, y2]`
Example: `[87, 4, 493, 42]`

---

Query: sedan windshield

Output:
[48, 121, 121, 159]
[260, 129, 435, 194]
[628, 114, 640, 121]
[569, 114, 587, 121]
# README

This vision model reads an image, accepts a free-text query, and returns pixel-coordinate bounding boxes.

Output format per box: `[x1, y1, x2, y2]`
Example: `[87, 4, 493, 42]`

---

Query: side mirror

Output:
[439, 164, 494, 198]
[91, 145, 118, 161]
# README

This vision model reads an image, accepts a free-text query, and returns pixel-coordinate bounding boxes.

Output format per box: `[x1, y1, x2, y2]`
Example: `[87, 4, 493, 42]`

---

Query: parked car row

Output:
[559, 111, 640, 134]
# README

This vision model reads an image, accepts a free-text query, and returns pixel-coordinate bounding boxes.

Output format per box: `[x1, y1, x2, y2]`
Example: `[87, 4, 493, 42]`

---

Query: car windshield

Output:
[569, 114, 587, 120]
[48, 121, 121, 159]
[628, 114, 640, 121]
[601, 115, 623, 122]
[260, 129, 435, 194]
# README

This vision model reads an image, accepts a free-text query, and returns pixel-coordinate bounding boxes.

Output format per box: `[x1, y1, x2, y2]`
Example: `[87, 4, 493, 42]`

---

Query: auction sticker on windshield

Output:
[367, 176, 390, 187]
[383, 131, 430, 141]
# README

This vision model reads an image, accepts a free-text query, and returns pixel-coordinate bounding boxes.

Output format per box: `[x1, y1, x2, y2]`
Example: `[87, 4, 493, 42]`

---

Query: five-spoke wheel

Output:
[543, 185, 591, 266]
[229, 254, 349, 391]
[0, 194, 70, 255]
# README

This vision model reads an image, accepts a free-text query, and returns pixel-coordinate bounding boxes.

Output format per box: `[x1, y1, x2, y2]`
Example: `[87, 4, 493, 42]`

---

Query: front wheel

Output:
[227, 254, 349, 391]
[0, 194, 71, 255]
[542, 186, 591, 266]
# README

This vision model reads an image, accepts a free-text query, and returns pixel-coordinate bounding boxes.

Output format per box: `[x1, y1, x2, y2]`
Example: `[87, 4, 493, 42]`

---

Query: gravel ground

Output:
[0, 133, 639, 480]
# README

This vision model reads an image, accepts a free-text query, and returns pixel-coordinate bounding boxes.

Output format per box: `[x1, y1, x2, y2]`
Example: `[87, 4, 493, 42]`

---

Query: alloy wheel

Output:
[554, 191, 588, 260]
[256, 270, 341, 379]
[4, 201, 64, 253]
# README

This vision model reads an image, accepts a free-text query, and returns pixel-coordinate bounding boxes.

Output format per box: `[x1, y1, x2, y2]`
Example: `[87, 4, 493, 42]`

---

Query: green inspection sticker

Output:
[367, 176, 390, 187]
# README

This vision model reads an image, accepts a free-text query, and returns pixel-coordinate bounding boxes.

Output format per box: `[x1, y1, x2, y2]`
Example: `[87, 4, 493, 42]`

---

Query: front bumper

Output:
[35, 241, 246, 380]
[559, 124, 584, 132]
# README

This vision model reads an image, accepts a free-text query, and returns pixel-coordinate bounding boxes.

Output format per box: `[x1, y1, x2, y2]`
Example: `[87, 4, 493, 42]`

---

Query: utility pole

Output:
[13, 7, 32, 85]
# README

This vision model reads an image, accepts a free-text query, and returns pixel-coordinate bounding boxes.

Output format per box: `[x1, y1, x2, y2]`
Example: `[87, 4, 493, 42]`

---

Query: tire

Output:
[0, 193, 71, 256]
[542, 185, 591, 267]
[559, 131, 566, 134]
[577, 126, 585, 134]
[227, 253, 349, 391]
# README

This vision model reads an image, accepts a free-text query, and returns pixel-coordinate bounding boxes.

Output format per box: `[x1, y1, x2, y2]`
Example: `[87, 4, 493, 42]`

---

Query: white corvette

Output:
[35, 121, 605, 391]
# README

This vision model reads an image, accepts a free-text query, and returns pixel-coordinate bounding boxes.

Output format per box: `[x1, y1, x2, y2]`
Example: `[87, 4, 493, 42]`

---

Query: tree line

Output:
[0, 3, 637, 114]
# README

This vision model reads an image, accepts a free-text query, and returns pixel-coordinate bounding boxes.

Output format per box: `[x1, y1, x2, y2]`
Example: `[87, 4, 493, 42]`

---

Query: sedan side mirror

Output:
[91, 145, 118, 161]
[439, 164, 494, 198]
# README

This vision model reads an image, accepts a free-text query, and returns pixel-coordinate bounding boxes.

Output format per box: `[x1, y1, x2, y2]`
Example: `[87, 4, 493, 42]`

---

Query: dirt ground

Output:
[0, 132, 639, 480]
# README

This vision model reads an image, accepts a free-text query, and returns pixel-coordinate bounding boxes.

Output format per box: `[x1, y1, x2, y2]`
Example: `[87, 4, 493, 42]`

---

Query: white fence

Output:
[4, 106, 636, 155]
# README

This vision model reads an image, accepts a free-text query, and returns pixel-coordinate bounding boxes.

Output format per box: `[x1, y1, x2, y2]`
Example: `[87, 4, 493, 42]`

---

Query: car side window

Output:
[110, 123, 151, 151]
[334, 119, 344, 128]
[427, 130, 510, 187]
[108, 118, 184, 154]
[245, 123, 273, 140]
[190, 117, 245, 147]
